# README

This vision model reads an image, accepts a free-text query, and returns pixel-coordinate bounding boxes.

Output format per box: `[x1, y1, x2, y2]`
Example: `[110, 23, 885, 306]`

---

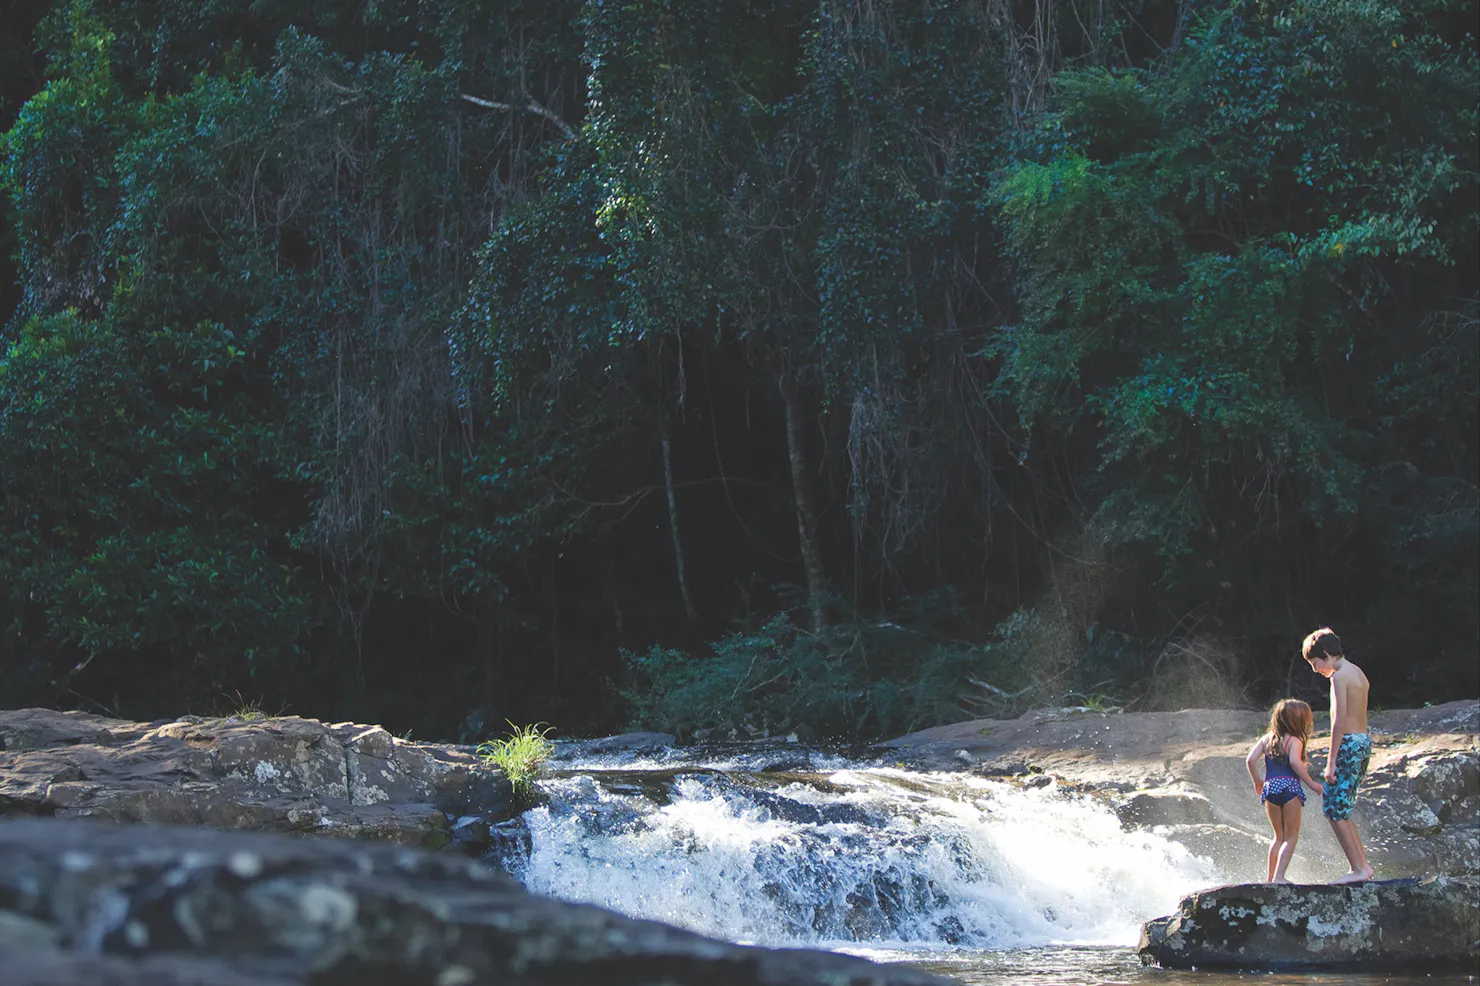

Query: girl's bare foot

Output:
[1330, 866, 1374, 885]
[1269, 877, 1291, 884]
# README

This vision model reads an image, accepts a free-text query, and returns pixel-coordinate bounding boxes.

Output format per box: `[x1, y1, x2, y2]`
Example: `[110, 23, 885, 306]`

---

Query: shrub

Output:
[618, 603, 989, 742]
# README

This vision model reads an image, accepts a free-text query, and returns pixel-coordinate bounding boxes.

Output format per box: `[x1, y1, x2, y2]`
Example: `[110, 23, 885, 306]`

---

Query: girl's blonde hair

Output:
[1263, 698, 1314, 762]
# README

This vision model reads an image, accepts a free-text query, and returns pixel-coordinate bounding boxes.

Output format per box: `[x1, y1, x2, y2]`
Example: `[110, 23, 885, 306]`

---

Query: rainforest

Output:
[1, 0, 1475, 741]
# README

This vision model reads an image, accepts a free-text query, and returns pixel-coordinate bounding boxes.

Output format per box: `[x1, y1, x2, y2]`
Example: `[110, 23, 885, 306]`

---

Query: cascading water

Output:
[487, 743, 1225, 957]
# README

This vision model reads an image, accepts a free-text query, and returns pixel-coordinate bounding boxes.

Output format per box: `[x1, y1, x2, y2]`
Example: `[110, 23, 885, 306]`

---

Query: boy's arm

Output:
[1325, 678, 1344, 783]
[1287, 738, 1323, 793]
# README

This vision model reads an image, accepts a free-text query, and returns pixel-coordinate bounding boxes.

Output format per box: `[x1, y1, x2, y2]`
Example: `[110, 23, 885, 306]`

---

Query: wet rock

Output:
[1149, 824, 1270, 884]
[584, 731, 676, 753]
[0, 709, 513, 846]
[934, 915, 966, 945]
[1115, 790, 1218, 829]
[1138, 877, 1480, 971]
[0, 819, 953, 986]
[739, 786, 876, 827]
[449, 813, 492, 849]
[756, 757, 811, 773]
[484, 816, 533, 873]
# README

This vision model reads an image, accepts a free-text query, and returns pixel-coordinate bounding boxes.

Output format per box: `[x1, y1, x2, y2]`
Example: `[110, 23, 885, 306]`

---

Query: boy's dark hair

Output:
[1302, 627, 1343, 661]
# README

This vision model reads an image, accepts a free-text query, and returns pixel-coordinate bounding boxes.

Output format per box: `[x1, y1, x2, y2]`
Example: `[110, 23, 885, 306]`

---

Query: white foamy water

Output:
[506, 762, 1224, 950]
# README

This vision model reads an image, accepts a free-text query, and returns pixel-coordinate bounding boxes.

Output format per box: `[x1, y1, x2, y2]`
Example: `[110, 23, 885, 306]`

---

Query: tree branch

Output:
[460, 93, 576, 140]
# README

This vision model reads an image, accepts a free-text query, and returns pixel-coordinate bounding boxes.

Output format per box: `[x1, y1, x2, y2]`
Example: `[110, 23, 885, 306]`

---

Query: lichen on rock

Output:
[1139, 878, 1480, 971]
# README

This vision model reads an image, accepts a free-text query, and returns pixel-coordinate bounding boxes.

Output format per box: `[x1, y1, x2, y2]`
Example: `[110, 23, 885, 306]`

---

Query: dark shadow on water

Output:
[883, 946, 1477, 986]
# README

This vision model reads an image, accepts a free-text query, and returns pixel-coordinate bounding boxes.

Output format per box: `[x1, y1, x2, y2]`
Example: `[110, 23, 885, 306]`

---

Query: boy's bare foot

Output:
[1330, 866, 1374, 885]
[1269, 877, 1291, 884]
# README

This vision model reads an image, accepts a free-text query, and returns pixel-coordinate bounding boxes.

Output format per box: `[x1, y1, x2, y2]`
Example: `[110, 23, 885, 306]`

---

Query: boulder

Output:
[1411, 751, 1480, 823]
[1138, 878, 1480, 971]
[0, 819, 953, 986]
[0, 709, 513, 847]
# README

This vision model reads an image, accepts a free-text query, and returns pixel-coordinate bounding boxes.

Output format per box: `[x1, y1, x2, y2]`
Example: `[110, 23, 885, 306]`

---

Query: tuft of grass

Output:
[477, 721, 555, 798]
[1063, 692, 1121, 714]
[215, 691, 287, 722]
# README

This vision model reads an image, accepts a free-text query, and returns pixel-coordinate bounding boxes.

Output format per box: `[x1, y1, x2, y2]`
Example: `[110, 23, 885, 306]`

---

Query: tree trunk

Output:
[661, 420, 698, 622]
[780, 376, 826, 633]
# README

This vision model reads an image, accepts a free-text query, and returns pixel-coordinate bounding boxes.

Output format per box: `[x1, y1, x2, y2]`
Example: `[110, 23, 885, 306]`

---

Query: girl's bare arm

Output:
[1287, 738, 1324, 794]
[1246, 737, 1266, 791]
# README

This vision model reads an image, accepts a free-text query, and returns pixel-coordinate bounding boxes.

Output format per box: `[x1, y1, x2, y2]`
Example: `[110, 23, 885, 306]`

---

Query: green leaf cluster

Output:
[992, 0, 1477, 660]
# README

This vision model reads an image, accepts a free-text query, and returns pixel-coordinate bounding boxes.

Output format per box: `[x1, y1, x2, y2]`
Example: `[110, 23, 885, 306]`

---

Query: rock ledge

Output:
[0, 818, 951, 986]
[1138, 877, 1480, 971]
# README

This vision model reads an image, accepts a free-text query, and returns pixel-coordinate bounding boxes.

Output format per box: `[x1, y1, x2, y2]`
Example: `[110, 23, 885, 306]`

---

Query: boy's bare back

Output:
[1330, 660, 1369, 735]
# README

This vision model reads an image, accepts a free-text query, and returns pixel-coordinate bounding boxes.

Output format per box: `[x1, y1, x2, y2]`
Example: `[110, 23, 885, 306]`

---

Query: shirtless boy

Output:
[1302, 627, 1374, 884]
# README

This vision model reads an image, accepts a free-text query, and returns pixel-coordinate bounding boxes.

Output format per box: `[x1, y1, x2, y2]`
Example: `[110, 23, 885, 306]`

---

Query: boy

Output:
[1302, 627, 1374, 884]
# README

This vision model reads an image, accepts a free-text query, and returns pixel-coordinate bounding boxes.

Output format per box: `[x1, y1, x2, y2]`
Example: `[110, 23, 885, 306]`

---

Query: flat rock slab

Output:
[0, 819, 952, 986]
[0, 708, 514, 848]
[1138, 878, 1480, 971]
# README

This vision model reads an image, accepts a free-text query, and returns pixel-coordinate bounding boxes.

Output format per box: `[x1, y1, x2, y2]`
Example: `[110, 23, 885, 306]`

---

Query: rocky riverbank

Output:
[879, 699, 1480, 884]
[2, 701, 1475, 980]
[4, 701, 1475, 882]
[0, 708, 515, 850]
[0, 708, 956, 984]
[0, 818, 953, 986]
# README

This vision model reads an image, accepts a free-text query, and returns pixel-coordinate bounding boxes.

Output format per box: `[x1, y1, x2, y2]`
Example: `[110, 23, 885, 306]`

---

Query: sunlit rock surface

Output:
[1137, 877, 1480, 971]
[882, 700, 1480, 882]
[0, 819, 953, 986]
[0, 708, 513, 847]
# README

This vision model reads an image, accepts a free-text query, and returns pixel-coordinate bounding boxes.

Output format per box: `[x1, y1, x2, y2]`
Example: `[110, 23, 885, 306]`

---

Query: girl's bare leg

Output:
[1273, 800, 1302, 882]
[1264, 801, 1285, 882]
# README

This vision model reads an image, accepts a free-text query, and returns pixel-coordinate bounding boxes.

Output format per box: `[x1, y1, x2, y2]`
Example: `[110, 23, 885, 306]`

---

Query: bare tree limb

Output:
[461, 93, 576, 140]
[967, 677, 1033, 698]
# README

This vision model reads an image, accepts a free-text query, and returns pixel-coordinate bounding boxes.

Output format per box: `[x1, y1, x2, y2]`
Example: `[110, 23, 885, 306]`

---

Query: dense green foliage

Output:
[1, 0, 1475, 740]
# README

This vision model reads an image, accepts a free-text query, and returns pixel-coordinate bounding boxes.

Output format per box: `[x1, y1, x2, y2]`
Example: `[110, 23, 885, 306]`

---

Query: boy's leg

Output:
[1323, 733, 1374, 883]
[1273, 800, 1302, 882]
[1328, 818, 1372, 883]
[1264, 801, 1285, 882]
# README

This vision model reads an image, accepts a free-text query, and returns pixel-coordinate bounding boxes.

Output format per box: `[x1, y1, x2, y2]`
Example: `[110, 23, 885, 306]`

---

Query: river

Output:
[482, 741, 1474, 986]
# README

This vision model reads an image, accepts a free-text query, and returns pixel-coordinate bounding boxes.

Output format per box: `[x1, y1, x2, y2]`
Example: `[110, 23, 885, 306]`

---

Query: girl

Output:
[1245, 698, 1324, 883]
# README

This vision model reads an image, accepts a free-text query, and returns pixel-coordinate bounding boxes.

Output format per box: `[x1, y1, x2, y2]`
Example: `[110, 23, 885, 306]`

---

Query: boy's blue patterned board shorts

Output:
[1322, 732, 1372, 821]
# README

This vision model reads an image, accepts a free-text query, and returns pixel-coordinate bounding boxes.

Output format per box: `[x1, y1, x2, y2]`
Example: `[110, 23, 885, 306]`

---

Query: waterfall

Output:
[492, 746, 1223, 952]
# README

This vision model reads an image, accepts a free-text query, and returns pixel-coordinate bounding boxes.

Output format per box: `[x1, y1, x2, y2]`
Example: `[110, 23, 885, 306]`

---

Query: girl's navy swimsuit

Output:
[1262, 747, 1306, 807]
